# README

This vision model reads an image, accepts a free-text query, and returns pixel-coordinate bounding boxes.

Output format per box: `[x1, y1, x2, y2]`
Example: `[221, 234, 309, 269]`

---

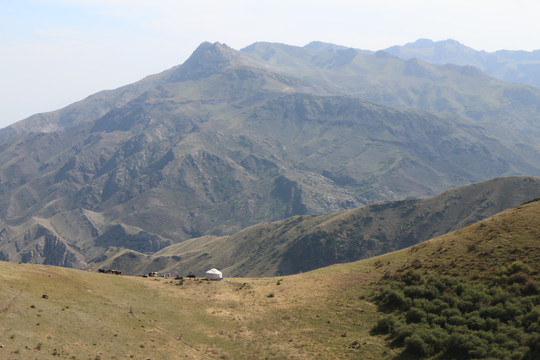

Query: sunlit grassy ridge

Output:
[1, 199, 539, 359]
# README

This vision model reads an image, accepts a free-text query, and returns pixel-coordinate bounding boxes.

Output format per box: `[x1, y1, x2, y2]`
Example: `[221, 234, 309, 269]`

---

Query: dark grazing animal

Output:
[99, 269, 122, 275]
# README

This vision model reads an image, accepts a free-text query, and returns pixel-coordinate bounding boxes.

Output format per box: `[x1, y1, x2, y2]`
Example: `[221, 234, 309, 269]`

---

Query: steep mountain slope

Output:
[0, 43, 336, 267]
[1, 41, 540, 271]
[0, 72, 168, 143]
[384, 38, 540, 89]
[90, 176, 540, 276]
[1, 195, 538, 359]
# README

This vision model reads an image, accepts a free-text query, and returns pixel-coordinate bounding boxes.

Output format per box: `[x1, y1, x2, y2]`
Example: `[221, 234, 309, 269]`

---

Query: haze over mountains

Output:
[384, 38, 540, 89]
[0, 39, 539, 274]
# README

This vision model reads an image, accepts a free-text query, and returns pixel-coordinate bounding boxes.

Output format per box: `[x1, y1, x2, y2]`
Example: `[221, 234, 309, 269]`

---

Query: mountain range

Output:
[0, 39, 539, 274]
[384, 38, 540, 89]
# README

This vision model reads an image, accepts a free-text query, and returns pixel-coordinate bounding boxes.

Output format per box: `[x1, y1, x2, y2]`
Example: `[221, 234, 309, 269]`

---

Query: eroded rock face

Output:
[96, 224, 172, 254]
[19, 225, 86, 268]
[0, 250, 9, 261]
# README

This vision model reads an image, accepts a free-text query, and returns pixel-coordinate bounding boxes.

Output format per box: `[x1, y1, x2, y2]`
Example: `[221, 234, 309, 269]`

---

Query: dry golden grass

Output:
[1, 200, 539, 359]
[0, 259, 390, 359]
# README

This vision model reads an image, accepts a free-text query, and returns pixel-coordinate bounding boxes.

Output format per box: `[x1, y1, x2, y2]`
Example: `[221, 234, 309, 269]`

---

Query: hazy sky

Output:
[1, 0, 539, 128]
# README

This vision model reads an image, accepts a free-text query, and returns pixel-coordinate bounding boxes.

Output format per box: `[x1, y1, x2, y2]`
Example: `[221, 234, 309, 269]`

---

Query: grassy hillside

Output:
[0, 257, 385, 359]
[1, 197, 539, 359]
[91, 176, 540, 276]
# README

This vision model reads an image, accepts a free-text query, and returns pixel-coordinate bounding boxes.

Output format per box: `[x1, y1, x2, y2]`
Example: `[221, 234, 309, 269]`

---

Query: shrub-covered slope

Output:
[369, 198, 540, 359]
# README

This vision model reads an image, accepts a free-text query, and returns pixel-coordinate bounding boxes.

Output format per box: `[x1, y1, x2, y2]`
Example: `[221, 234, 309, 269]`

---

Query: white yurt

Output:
[205, 268, 223, 281]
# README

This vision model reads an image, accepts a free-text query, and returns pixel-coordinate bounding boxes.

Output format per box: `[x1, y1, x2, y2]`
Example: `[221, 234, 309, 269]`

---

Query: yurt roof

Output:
[206, 268, 222, 274]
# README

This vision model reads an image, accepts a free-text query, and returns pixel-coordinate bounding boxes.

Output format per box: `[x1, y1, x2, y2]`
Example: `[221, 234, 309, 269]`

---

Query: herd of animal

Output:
[97, 269, 122, 275]
[98, 269, 198, 279]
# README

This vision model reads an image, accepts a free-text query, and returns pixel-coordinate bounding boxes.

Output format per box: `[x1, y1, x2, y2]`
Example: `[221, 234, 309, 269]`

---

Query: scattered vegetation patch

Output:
[371, 262, 540, 359]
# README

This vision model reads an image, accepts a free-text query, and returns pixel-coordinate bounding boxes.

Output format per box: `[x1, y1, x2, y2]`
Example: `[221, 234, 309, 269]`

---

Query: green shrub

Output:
[401, 270, 423, 286]
[455, 283, 466, 296]
[484, 317, 501, 331]
[404, 334, 429, 356]
[462, 287, 491, 304]
[446, 332, 489, 358]
[441, 308, 461, 318]
[441, 294, 456, 307]
[506, 261, 529, 275]
[475, 330, 495, 342]
[491, 288, 510, 305]
[430, 315, 448, 327]
[457, 300, 476, 313]
[525, 333, 540, 359]
[501, 339, 520, 351]
[426, 277, 447, 293]
[447, 315, 467, 326]
[479, 303, 504, 319]
[405, 285, 439, 300]
[404, 325, 449, 356]
[372, 315, 398, 334]
[412, 298, 439, 314]
[391, 324, 416, 345]
[466, 314, 485, 330]
[501, 304, 523, 322]
[422, 326, 448, 353]
[521, 281, 539, 295]
[521, 309, 539, 330]
[379, 289, 409, 311]
[430, 299, 450, 314]
[507, 272, 530, 285]
[406, 307, 427, 324]
[508, 283, 522, 295]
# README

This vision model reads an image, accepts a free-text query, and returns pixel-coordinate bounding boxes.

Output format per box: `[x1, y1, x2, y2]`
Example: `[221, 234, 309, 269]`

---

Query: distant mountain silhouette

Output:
[384, 38, 540, 88]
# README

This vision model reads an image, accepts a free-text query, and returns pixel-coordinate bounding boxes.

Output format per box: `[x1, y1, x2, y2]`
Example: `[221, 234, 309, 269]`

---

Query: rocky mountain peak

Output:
[303, 41, 348, 51]
[168, 41, 246, 82]
[405, 38, 435, 49]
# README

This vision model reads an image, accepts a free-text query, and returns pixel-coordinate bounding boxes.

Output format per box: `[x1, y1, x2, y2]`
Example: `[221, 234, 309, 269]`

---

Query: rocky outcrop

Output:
[19, 225, 86, 268]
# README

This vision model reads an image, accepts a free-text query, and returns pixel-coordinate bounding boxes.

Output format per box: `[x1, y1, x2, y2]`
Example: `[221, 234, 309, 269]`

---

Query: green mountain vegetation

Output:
[369, 198, 540, 359]
[89, 176, 540, 276]
[1, 41, 540, 273]
[1, 195, 538, 359]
